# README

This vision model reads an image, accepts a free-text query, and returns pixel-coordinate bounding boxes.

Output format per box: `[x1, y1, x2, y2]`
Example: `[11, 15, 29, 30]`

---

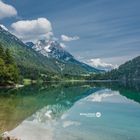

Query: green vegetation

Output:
[0, 26, 139, 85]
[0, 26, 100, 79]
[0, 26, 102, 86]
[0, 42, 88, 86]
[87, 56, 140, 81]
[110, 56, 140, 80]
[0, 44, 19, 85]
[0, 42, 87, 86]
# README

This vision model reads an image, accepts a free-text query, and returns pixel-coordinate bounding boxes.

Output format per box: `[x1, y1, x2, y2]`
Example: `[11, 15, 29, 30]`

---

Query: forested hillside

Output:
[0, 26, 101, 81]
[108, 56, 140, 80]
[0, 44, 19, 85]
[88, 56, 140, 81]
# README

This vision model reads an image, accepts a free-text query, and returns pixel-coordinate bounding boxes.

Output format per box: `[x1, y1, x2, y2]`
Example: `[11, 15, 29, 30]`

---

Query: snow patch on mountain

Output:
[44, 44, 51, 52]
[32, 39, 74, 61]
[0, 24, 8, 31]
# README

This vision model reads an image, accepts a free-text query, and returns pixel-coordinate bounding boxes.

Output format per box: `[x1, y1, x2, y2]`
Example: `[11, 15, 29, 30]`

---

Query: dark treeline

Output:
[0, 44, 19, 85]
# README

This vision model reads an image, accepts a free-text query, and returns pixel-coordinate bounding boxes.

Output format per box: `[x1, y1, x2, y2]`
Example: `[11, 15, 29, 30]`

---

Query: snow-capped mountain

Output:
[26, 39, 103, 73]
[0, 24, 102, 75]
[28, 40, 74, 62]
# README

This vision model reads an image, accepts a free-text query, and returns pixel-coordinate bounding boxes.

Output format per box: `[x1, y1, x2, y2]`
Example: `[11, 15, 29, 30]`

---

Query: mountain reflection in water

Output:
[0, 81, 140, 139]
[0, 83, 100, 133]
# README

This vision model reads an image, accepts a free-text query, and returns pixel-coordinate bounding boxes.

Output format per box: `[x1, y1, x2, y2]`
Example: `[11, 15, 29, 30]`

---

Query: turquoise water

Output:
[0, 82, 140, 140]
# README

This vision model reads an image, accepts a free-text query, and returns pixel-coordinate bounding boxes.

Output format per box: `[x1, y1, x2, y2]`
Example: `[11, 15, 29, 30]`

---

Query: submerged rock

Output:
[1, 132, 21, 140]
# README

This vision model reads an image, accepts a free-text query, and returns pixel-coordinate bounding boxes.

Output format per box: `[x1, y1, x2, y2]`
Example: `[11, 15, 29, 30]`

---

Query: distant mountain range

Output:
[0, 26, 102, 78]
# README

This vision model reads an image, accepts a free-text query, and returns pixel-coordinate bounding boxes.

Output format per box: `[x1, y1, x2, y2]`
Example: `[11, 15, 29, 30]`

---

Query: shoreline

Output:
[0, 84, 24, 89]
[0, 79, 140, 88]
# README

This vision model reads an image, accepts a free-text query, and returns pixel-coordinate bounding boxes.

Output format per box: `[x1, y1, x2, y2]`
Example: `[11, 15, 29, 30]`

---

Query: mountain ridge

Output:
[0, 25, 102, 79]
[27, 39, 102, 73]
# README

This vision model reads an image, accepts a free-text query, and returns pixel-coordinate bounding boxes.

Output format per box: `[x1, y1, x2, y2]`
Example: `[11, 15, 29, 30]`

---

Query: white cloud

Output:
[11, 18, 53, 42]
[86, 58, 118, 71]
[0, 24, 8, 31]
[0, 0, 17, 19]
[61, 34, 79, 42]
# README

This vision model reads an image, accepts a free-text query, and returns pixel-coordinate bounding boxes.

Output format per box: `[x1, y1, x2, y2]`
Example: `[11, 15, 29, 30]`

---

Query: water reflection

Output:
[9, 82, 140, 140]
[0, 81, 140, 137]
[91, 81, 140, 103]
[0, 83, 100, 133]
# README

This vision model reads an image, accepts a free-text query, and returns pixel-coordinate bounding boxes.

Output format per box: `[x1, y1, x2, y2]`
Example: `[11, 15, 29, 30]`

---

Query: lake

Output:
[0, 82, 140, 140]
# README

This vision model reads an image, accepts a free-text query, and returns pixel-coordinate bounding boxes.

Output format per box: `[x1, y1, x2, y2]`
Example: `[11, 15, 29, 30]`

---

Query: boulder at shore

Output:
[1, 132, 21, 140]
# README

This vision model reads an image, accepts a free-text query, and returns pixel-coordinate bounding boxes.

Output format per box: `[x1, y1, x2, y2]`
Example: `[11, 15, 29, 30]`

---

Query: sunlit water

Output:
[0, 82, 140, 140]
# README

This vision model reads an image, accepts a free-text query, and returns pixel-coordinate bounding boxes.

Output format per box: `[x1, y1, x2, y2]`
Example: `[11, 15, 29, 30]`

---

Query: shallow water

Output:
[0, 82, 140, 140]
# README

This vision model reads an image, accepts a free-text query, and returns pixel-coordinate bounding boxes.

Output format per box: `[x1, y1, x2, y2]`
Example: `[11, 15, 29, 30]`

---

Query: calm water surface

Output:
[0, 82, 140, 140]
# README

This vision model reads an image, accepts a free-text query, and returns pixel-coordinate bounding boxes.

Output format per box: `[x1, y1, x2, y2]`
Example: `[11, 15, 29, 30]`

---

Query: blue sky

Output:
[0, 0, 140, 68]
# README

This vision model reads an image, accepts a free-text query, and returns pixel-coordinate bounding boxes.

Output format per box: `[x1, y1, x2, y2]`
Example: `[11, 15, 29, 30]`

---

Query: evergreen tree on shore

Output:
[0, 43, 19, 85]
